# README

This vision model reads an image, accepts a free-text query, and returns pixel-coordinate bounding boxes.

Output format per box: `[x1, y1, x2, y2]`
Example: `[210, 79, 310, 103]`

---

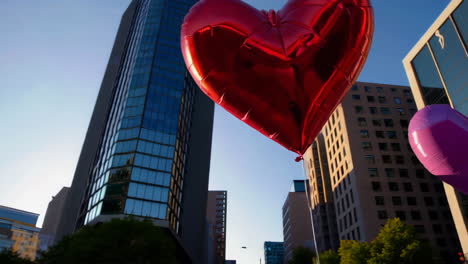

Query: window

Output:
[429, 210, 439, 220]
[378, 96, 386, 103]
[416, 169, 425, 178]
[414, 225, 426, 233]
[364, 86, 371, 92]
[403, 89, 411, 96]
[360, 130, 369, 138]
[400, 120, 409, 128]
[395, 155, 405, 164]
[411, 156, 420, 165]
[399, 169, 409, 178]
[365, 155, 376, 164]
[352, 94, 361, 100]
[384, 119, 394, 127]
[407, 197, 417, 206]
[362, 142, 372, 151]
[420, 183, 429, 192]
[391, 87, 397, 92]
[372, 119, 382, 126]
[396, 108, 405, 115]
[403, 182, 413, 192]
[391, 143, 401, 151]
[434, 183, 444, 192]
[385, 168, 395, 178]
[367, 96, 375, 102]
[376, 87, 383, 92]
[393, 97, 401, 104]
[375, 196, 385, 205]
[377, 210, 388, 220]
[389, 182, 399, 191]
[369, 107, 378, 114]
[411, 211, 422, 220]
[358, 117, 367, 126]
[392, 196, 402, 206]
[438, 197, 448, 206]
[424, 197, 434, 206]
[368, 168, 378, 177]
[378, 143, 388, 151]
[372, 182, 382, 191]
[355, 106, 364, 113]
[351, 85, 358, 91]
[376, 131, 385, 138]
[387, 131, 397, 139]
[432, 224, 443, 234]
[395, 211, 406, 220]
[382, 155, 392, 164]
[380, 107, 390, 114]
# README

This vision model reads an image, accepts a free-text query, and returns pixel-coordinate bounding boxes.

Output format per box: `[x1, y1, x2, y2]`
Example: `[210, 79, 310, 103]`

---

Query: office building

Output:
[39, 187, 69, 251]
[56, 0, 215, 263]
[206, 191, 227, 264]
[303, 135, 340, 253]
[264, 241, 284, 264]
[403, 0, 468, 257]
[0, 206, 40, 260]
[282, 180, 314, 262]
[306, 82, 462, 263]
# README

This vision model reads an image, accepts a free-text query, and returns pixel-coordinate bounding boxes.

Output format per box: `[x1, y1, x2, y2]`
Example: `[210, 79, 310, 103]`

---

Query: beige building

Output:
[282, 180, 314, 262]
[403, 0, 468, 258]
[206, 191, 227, 264]
[303, 135, 339, 253]
[304, 82, 463, 263]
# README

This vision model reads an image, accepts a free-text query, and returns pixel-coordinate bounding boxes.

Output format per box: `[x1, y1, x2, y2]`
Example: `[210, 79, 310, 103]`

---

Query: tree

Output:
[38, 218, 177, 264]
[315, 250, 340, 264]
[0, 249, 35, 264]
[368, 218, 434, 264]
[338, 218, 435, 264]
[339, 240, 370, 264]
[289, 246, 315, 264]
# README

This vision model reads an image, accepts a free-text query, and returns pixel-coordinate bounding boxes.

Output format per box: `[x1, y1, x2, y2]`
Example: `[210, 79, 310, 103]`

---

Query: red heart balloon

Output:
[181, 0, 374, 157]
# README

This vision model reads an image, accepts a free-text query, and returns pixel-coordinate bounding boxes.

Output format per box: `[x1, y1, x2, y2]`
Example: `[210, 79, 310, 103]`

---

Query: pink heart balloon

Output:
[409, 104, 468, 194]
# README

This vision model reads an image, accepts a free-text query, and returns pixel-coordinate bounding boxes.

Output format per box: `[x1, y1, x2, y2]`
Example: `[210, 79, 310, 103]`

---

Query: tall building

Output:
[0, 206, 40, 261]
[303, 135, 340, 253]
[206, 191, 227, 264]
[56, 1, 215, 263]
[282, 180, 314, 262]
[306, 82, 463, 263]
[264, 241, 284, 264]
[403, 0, 468, 257]
[39, 187, 69, 251]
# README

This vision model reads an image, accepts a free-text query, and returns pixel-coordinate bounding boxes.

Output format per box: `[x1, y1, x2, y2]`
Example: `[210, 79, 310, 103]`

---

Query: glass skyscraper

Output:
[403, 0, 468, 258]
[56, 0, 214, 263]
[264, 241, 284, 264]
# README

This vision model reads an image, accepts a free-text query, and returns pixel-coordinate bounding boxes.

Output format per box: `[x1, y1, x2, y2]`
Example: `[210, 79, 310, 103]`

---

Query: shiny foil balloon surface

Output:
[409, 105, 468, 194]
[181, 0, 374, 157]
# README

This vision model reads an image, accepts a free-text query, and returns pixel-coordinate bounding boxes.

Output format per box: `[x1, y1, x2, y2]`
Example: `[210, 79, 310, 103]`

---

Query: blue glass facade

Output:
[411, 0, 468, 115]
[264, 242, 284, 264]
[80, 0, 199, 234]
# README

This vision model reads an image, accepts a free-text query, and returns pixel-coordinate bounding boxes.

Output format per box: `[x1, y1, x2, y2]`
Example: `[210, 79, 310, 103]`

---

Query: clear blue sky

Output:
[0, 0, 449, 263]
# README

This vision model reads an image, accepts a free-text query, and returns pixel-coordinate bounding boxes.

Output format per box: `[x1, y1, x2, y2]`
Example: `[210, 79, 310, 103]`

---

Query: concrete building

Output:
[282, 180, 314, 262]
[206, 191, 227, 264]
[303, 135, 340, 253]
[264, 241, 284, 264]
[55, 1, 214, 263]
[305, 82, 463, 263]
[403, 0, 468, 258]
[39, 187, 69, 251]
[0, 206, 40, 261]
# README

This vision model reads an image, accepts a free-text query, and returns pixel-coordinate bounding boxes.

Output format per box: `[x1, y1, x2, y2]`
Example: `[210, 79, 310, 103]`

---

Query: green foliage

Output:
[37, 218, 177, 264]
[315, 250, 340, 264]
[339, 240, 370, 264]
[289, 246, 315, 264]
[338, 218, 435, 264]
[0, 249, 35, 264]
